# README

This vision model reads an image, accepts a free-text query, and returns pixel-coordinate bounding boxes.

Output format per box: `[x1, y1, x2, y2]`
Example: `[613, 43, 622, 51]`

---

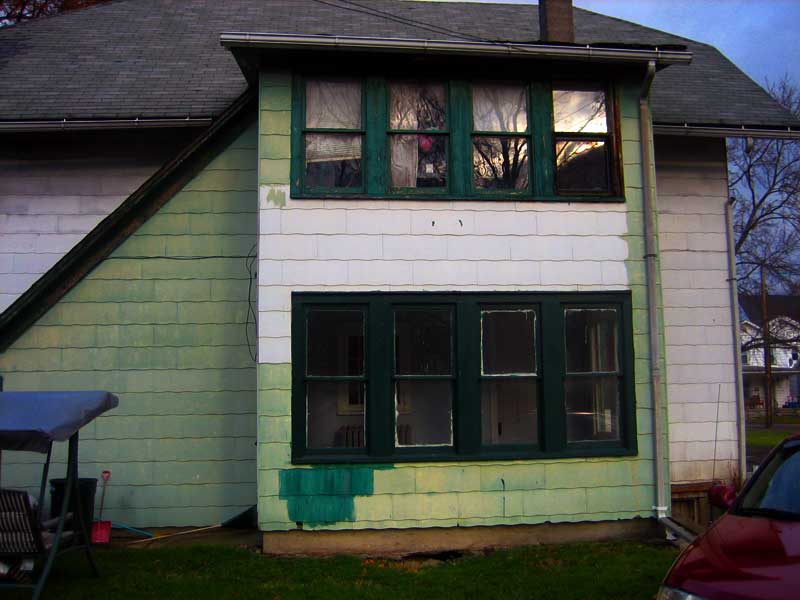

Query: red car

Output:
[658, 434, 800, 600]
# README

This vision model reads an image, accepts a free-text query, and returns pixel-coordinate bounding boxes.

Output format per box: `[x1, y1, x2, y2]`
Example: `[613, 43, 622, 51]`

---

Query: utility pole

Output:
[760, 266, 774, 428]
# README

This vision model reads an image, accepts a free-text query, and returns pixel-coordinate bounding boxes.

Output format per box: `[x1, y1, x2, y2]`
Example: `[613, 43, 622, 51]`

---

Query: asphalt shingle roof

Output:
[0, 0, 796, 128]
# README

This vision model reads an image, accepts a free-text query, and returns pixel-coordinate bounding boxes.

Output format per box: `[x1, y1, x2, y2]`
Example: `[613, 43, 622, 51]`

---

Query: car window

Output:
[739, 441, 800, 516]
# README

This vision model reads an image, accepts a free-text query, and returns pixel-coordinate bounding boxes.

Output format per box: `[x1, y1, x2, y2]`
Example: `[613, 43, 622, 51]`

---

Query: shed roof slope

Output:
[0, 0, 795, 128]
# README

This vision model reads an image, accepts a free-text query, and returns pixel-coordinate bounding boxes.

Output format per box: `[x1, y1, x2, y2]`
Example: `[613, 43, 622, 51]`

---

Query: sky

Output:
[473, 0, 800, 88]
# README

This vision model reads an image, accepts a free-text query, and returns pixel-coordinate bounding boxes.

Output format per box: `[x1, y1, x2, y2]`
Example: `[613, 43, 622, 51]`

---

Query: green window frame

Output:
[291, 292, 637, 464]
[291, 76, 622, 202]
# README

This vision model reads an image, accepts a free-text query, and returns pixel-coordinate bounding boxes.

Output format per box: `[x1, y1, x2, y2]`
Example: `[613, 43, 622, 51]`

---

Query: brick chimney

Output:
[539, 0, 575, 44]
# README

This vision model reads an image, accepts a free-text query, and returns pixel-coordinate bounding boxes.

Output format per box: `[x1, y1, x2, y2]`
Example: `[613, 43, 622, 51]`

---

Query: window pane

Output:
[305, 134, 363, 188]
[481, 380, 538, 445]
[396, 380, 452, 446]
[481, 309, 536, 374]
[390, 134, 447, 189]
[473, 136, 529, 190]
[305, 79, 362, 129]
[556, 140, 608, 193]
[565, 376, 619, 442]
[307, 381, 365, 449]
[307, 309, 364, 376]
[553, 89, 607, 133]
[389, 82, 446, 130]
[472, 84, 528, 132]
[565, 308, 618, 373]
[395, 309, 452, 375]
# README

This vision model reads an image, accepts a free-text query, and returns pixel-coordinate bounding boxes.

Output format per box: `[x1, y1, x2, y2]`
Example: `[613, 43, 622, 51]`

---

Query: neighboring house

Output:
[739, 296, 800, 410]
[1, 0, 798, 552]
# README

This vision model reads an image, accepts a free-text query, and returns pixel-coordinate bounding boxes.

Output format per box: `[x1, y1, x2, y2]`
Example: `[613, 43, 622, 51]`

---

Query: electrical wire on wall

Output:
[245, 243, 258, 362]
[113, 253, 259, 361]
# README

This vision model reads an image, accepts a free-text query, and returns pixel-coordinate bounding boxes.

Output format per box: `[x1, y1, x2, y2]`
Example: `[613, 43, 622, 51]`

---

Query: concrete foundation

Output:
[261, 518, 661, 557]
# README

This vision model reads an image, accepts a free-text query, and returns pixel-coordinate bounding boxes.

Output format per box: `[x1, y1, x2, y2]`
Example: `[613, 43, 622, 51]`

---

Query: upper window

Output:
[303, 79, 364, 191]
[553, 87, 613, 193]
[389, 82, 448, 190]
[292, 292, 637, 463]
[292, 77, 620, 200]
[471, 84, 530, 191]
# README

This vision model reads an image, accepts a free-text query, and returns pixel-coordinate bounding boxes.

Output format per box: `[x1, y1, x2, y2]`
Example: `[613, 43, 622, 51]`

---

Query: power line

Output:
[333, 0, 488, 43]
[308, 0, 541, 58]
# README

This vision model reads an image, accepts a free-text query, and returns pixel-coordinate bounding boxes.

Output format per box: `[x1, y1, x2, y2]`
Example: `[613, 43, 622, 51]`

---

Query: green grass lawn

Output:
[6, 541, 678, 600]
[747, 414, 800, 426]
[747, 427, 799, 449]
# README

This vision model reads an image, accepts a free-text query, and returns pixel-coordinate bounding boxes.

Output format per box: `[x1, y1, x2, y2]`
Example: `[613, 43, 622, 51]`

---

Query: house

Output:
[739, 296, 800, 410]
[1, 0, 798, 553]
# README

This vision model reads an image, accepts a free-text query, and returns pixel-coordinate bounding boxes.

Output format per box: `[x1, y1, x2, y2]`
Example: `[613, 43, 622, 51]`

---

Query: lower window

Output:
[291, 292, 636, 462]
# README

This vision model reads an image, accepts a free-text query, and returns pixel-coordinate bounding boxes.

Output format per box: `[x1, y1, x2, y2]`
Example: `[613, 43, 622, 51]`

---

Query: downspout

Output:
[726, 195, 747, 482]
[639, 60, 668, 520]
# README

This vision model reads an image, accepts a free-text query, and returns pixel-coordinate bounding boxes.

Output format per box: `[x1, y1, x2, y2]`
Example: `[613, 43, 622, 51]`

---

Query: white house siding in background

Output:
[744, 376, 793, 408]
[742, 319, 799, 369]
[0, 130, 196, 312]
[654, 135, 738, 484]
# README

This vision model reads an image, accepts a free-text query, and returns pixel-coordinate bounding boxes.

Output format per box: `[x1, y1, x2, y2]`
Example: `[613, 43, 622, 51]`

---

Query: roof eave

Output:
[654, 123, 800, 140]
[0, 117, 212, 133]
[220, 32, 693, 67]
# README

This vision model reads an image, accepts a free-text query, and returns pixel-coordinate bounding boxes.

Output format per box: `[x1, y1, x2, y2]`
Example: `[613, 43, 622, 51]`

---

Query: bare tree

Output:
[0, 0, 103, 26]
[729, 77, 800, 425]
[730, 79, 800, 290]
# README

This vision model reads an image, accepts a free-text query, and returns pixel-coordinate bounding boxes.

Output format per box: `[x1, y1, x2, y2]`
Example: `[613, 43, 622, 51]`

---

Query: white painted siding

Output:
[0, 130, 197, 312]
[257, 186, 632, 363]
[655, 135, 738, 484]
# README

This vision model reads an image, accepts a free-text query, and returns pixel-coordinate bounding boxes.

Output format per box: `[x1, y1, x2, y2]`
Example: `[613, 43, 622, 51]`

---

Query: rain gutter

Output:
[639, 60, 669, 520]
[220, 32, 693, 66]
[0, 117, 212, 133]
[659, 516, 697, 543]
[726, 195, 747, 481]
[654, 124, 800, 140]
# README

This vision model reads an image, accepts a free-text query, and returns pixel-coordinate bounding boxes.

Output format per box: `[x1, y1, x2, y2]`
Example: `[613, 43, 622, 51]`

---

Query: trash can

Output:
[49, 478, 97, 527]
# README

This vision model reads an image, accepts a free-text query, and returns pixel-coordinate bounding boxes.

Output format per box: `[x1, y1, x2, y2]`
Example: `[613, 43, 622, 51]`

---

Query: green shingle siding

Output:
[0, 121, 259, 527]
[620, 88, 671, 508]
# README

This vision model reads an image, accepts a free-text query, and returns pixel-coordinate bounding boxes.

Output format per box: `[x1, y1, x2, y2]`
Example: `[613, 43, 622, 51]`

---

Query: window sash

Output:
[291, 77, 620, 201]
[291, 292, 637, 463]
[554, 134, 613, 195]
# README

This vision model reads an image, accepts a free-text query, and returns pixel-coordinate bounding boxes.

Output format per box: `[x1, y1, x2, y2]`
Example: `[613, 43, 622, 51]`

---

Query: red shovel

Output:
[91, 470, 112, 544]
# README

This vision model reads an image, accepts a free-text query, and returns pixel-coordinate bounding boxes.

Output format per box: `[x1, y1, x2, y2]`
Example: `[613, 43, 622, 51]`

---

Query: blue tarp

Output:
[0, 391, 119, 453]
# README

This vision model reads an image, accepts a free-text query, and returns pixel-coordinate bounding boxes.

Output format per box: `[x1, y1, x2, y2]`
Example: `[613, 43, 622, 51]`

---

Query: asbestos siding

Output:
[255, 71, 663, 531]
[0, 130, 197, 312]
[654, 135, 738, 484]
[0, 124, 258, 527]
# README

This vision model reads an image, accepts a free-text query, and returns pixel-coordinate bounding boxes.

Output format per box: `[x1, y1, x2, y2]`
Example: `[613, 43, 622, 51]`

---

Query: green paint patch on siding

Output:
[0, 119, 259, 528]
[279, 467, 380, 525]
[266, 186, 287, 207]
[281, 468, 375, 496]
[278, 465, 393, 527]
